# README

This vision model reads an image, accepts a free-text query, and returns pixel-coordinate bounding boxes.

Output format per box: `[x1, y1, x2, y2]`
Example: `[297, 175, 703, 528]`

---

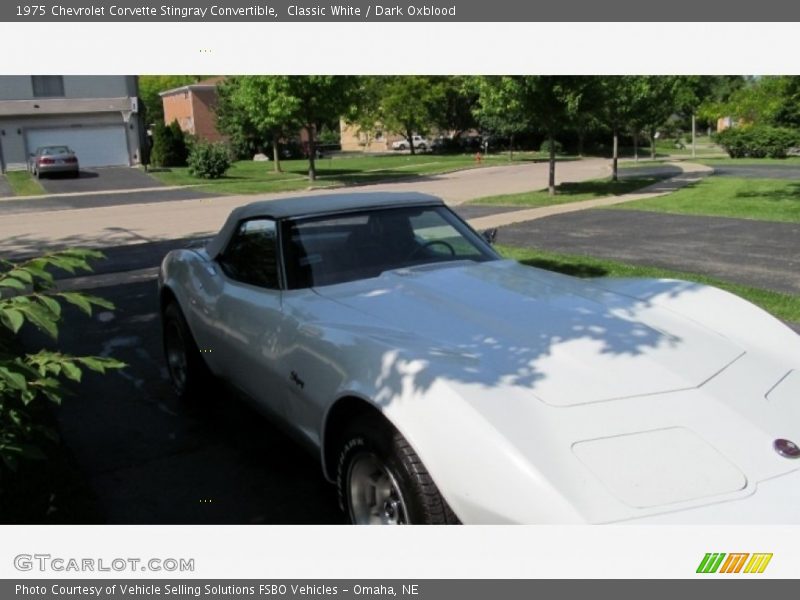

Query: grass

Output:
[469, 176, 666, 207]
[498, 245, 800, 323]
[3, 171, 45, 196]
[613, 176, 800, 223]
[699, 157, 800, 166]
[148, 152, 561, 195]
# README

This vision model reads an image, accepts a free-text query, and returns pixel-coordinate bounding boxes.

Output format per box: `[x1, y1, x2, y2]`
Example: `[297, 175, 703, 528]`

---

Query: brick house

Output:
[160, 77, 225, 142]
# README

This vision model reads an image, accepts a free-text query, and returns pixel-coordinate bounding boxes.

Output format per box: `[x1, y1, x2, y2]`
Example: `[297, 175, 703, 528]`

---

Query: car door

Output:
[213, 218, 289, 418]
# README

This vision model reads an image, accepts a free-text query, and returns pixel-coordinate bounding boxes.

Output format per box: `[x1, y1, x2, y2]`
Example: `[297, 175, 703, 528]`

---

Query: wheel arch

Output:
[320, 394, 391, 482]
[159, 284, 179, 314]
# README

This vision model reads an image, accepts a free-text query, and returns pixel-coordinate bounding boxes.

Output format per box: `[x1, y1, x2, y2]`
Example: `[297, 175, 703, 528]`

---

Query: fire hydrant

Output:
[474, 152, 483, 163]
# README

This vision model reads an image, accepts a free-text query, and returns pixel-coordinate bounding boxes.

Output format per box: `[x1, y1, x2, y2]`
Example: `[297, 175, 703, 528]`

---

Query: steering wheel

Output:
[408, 240, 456, 260]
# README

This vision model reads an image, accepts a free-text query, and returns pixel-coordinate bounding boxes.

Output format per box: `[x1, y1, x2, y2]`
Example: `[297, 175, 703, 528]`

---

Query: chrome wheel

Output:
[347, 452, 410, 525]
[165, 320, 188, 395]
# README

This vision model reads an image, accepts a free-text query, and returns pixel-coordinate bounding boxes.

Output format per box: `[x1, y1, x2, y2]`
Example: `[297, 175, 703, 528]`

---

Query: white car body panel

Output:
[159, 194, 800, 524]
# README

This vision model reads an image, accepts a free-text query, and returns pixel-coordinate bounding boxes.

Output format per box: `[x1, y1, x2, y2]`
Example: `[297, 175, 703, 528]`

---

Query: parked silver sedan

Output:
[28, 145, 80, 178]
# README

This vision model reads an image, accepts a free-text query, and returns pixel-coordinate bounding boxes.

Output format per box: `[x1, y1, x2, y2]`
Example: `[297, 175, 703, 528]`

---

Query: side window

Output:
[220, 219, 280, 289]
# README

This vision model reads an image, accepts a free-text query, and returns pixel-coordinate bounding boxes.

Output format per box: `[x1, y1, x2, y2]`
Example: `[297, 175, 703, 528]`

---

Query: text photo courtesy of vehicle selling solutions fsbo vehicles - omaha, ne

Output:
[1, 75, 799, 526]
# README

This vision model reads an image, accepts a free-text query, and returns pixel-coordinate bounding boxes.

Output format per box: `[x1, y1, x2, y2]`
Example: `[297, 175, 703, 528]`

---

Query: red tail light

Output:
[38, 158, 55, 165]
[64, 156, 77, 163]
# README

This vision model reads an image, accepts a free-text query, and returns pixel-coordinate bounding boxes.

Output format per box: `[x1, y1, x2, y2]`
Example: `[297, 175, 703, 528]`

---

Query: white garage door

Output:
[26, 126, 129, 167]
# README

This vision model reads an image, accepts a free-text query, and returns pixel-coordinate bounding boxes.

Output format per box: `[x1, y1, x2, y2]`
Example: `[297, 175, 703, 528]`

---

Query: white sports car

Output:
[158, 192, 800, 525]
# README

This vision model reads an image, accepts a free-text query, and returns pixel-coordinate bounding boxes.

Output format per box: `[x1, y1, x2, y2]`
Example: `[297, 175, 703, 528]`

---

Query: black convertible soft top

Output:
[206, 192, 444, 258]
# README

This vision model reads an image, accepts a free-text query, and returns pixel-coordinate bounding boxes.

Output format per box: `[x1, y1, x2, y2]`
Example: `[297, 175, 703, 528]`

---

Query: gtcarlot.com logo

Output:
[14, 554, 195, 573]
[696, 553, 773, 574]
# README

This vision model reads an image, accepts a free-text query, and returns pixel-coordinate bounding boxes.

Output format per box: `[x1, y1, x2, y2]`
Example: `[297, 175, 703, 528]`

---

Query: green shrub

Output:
[0, 250, 125, 474]
[714, 126, 800, 159]
[150, 120, 189, 167]
[187, 142, 232, 179]
[539, 139, 564, 155]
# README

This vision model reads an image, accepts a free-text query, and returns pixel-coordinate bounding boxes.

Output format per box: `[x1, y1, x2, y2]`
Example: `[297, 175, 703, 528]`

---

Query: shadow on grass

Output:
[733, 182, 800, 202]
[517, 256, 608, 278]
[555, 177, 664, 198]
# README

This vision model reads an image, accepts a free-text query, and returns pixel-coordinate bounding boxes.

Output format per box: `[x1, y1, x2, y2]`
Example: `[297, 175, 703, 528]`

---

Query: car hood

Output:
[315, 260, 745, 406]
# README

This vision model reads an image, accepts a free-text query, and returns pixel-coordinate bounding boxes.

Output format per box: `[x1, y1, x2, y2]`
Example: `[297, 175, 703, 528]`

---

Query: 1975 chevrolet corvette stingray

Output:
[159, 192, 800, 524]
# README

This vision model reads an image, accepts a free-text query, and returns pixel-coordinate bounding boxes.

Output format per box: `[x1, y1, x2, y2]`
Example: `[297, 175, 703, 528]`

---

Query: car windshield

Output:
[282, 205, 498, 289]
[39, 146, 71, 155]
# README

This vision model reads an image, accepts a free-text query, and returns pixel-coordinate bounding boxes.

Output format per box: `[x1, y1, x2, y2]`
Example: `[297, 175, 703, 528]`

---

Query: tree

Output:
[376, 76, 445, 155]
[701, 76, 800, 129]
[149, 120, 188, 168]
[217, 76, 356, 180]
[433, 76, 478, 140]
[216, 76, 299, 172]
[472, 76, 530, 160]
[342, 76, 385, 152]
[630, 76, 683, 160]
[284, 76, 358, 180]
[594, 76, 653, 181]
[475, 76, 589, 195]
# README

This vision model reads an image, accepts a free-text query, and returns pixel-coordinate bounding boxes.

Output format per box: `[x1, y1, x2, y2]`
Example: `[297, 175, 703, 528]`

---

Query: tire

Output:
[336, 415, 459, 525]
[162, 301, 212, 402]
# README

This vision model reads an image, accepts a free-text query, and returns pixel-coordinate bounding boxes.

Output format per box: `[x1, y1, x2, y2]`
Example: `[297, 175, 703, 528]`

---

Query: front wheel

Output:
[336, 416, 459, 525]
[162, 301, 212, 402]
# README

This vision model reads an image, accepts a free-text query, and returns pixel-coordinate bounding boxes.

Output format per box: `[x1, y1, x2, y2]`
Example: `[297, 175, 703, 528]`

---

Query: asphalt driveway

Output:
[498, 209, 800, 295]
[37, 166, 164, 194]
[16, 243, 343, 523]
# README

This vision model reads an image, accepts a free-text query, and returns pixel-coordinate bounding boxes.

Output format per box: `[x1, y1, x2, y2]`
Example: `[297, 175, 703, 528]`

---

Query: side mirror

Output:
[482, 228, 498, 245]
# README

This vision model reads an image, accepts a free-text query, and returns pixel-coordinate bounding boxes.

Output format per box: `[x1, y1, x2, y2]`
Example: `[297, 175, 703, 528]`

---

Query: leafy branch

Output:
[0, 249, 125, 472]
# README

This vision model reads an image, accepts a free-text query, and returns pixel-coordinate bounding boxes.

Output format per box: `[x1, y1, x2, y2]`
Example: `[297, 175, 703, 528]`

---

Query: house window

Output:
[31, 76, 65, 97]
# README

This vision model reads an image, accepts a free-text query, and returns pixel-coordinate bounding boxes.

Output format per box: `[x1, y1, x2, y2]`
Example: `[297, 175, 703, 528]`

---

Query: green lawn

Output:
[612, 176, 800, 223]
[498, 245, 800, 324]
[699, 157, 800, 166]
[469, 176, 666, 207]
[3, 171, 45, 196]
[148, 152, 558, 195]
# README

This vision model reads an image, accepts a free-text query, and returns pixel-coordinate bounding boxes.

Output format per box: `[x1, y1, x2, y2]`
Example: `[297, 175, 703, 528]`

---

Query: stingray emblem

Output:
[773, 438, 800, 459]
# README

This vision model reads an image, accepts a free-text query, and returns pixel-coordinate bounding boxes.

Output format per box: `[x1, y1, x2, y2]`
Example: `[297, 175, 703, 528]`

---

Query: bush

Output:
[714, 126, 800, 159]
[150, 120, 188, 167]
[540, 139, 564, 155]
[187, 142, 232, 179]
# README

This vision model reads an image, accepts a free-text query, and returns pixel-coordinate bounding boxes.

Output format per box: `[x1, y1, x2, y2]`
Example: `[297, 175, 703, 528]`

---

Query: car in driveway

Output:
[158, 192, 800, 525]
[28, 145, 80, 178]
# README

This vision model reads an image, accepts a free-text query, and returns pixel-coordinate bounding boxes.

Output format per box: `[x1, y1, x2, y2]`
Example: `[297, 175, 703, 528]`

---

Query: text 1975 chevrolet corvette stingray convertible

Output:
[159, 192, 800, 524]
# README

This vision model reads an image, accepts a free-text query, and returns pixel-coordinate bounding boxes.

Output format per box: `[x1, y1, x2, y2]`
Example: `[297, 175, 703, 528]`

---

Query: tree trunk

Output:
[650, 129, 657, 160]
[407, 128, 415, 156]
[548, 132, 556, 196]
[577, 129, 585, 158]
[306, 126, 316, 181]
[612, 130, 619, 182]
[509, 134, 514, 161]
[633, 130, 639, 162]
[691, 114, 697, 158]
[271, 138, 282, 173]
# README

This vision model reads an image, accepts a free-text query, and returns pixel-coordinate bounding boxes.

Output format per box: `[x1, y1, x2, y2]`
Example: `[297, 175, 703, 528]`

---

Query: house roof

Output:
[159, 76, 225, 97]
[206, 192, 444, 258]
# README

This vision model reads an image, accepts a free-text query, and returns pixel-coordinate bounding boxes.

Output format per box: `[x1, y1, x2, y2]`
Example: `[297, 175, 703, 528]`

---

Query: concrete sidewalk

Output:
[469, 162, 713, 231]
